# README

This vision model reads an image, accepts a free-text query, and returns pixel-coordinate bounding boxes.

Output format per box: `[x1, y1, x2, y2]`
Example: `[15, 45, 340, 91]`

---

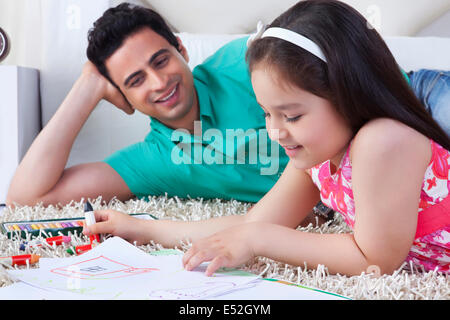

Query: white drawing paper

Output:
[7, 237, 260, 299]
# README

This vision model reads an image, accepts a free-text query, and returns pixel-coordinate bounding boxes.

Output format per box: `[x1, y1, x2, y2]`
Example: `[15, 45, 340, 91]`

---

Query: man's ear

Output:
[176, 36, 189, 63]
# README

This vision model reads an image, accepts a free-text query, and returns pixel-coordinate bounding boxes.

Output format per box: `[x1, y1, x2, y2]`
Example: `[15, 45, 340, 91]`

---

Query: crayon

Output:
[0, 254, 40, 266]
[84, 202, 100, 244]
[66, 242, 97, 255]
[19, 235, 71, 250]
[46, 235, 71, 245]
[1, 214, 154, 240]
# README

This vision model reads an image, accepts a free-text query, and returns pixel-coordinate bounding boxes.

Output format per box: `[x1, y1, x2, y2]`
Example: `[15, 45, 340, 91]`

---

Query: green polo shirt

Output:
[104, 37, 289, 203]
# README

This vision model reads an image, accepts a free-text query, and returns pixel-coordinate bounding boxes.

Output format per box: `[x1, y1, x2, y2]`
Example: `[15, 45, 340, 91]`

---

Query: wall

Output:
[1, 0, 450, 69]
[344, 0, 450, 36]
[144, 0, 450, 35]
[0, 0, 42, 68]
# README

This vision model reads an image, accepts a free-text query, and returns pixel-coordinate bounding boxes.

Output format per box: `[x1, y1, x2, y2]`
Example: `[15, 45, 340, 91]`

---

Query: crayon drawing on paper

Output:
[148, 280, 238, 299]
[51, 255, 159, 280]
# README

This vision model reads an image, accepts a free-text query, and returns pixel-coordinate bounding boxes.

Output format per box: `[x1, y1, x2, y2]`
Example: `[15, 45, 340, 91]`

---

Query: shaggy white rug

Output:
[0, 196, 448, 300]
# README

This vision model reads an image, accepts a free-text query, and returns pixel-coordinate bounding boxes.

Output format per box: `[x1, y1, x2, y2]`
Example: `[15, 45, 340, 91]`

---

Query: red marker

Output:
[66, 242, 98, 255]
[0, 254, 40, 266]
[20, 236, 71, 250]
[46, 236, 71, 245]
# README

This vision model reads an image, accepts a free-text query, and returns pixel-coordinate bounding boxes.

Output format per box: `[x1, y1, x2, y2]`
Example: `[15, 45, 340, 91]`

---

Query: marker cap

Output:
[85, 211, 96, 226]
[84, 201, 93, 212]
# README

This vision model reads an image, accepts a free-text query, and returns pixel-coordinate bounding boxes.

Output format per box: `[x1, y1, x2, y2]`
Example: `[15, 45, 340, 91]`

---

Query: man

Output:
[6, 3, 290, 209]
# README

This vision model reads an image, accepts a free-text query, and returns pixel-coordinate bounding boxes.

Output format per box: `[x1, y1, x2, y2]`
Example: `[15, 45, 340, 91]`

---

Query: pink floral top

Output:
[309, 140, 450, 273]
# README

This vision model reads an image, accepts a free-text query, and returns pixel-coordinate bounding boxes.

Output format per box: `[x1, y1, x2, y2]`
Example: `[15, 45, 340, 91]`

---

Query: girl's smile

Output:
[282, 145, 302, 157]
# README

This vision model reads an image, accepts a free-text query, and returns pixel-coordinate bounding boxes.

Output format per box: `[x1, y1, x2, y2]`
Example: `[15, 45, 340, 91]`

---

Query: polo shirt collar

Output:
[193, 78, 214, 122]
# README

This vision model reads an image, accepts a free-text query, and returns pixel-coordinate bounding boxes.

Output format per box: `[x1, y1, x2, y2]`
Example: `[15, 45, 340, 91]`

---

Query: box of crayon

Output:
[0, 213, 157, 239]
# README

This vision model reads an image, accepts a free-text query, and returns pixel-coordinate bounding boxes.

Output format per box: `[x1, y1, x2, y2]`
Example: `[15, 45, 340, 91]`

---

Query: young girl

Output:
[84, 0, 450, 276]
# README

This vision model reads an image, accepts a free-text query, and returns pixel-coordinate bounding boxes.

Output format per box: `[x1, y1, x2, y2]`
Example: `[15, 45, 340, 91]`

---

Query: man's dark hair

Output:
[86, 3, 179, 86]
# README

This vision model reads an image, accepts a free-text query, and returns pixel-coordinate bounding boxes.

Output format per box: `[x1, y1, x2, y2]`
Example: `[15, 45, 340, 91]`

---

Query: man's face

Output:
[106, 27, 197, 130]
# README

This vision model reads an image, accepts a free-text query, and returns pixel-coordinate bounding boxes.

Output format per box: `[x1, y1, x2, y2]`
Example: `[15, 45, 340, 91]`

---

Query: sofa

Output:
[1, 0, 450, 203]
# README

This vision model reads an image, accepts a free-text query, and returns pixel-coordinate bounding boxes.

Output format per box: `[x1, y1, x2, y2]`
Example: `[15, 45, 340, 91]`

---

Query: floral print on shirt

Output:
[310, 140, 450, 273]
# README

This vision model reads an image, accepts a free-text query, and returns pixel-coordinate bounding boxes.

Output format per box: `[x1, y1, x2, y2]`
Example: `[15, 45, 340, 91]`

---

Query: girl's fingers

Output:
[93, 209, 112, 222]
[83, 220, 112, 235]
[183, 245, 229, 276]
[182, 240, 207, 268]
[205, 256, 227, 277]
[182, 247, 195, 267]
[83, 210, 115, 235]
[184, 249, 208, 271]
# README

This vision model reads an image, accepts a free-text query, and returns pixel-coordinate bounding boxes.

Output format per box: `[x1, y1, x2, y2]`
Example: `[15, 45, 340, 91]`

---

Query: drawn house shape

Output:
[51, 255, 159, 280]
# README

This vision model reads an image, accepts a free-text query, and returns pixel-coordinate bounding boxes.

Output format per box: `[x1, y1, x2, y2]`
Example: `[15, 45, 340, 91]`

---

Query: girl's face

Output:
[251, 64, 353, 170]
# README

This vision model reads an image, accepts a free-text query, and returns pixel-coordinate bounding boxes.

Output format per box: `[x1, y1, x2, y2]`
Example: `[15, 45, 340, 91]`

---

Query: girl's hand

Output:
[182, 223, 258, 277]
[82, 209, 149, 245]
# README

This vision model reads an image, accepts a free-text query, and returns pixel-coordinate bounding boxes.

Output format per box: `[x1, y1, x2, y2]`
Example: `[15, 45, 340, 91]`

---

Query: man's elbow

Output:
[5, 189, 18, 207]
[5, 195, 19, 209]
[5, 190, 42, 208]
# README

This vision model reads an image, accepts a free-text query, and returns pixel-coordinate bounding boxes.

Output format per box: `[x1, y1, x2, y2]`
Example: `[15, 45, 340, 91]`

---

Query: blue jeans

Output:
[409, 69, 450, 137]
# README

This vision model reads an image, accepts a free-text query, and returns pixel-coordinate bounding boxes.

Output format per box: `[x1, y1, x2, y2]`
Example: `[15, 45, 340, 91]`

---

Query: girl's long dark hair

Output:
[246, 0, 450, 150]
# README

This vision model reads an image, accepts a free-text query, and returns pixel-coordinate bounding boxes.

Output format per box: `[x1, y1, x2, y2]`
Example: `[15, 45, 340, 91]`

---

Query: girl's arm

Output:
[244, 160, 321, 228]
[84, 160, 320, 247]
[349, 119, 430, 273]
[183, 221, 371, 276]
[184, 119, 431, 276]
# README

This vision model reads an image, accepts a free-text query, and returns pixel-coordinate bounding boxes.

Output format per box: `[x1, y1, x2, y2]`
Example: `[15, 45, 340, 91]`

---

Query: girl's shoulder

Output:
[351, 118, 431, 166]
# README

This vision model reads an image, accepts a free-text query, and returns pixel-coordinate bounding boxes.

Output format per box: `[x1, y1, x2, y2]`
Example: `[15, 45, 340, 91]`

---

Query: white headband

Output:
[247, 21, 327, 63]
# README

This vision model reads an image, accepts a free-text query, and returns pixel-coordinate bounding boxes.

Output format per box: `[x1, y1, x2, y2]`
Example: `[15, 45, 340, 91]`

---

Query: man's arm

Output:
[6, 62, 134, 207]
[10, 161, 134, 207]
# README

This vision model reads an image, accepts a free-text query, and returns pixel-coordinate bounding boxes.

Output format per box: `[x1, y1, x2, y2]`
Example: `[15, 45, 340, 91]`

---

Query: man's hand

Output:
[81, 61, 135, 115]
